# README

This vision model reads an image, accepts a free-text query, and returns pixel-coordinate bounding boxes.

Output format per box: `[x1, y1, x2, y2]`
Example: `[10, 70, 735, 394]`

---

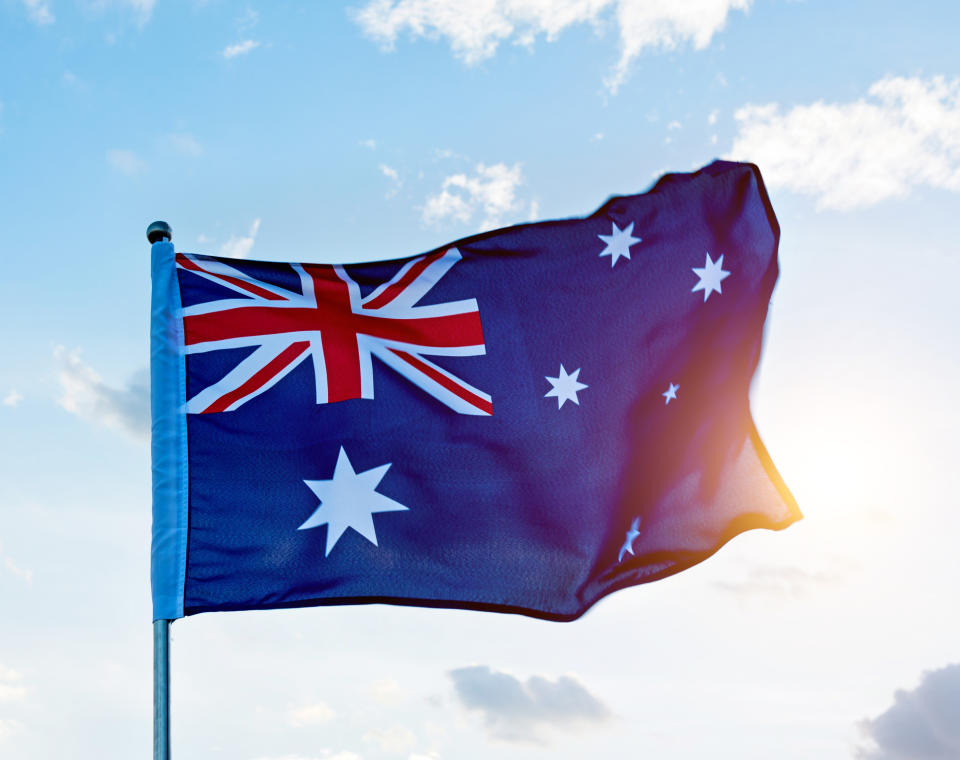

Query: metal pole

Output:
[153, 619, 171, 760]
[148, 221, 175, 760]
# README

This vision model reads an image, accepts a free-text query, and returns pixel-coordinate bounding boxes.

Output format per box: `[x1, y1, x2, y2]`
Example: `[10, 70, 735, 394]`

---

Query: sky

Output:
[1, 1, 959, 758]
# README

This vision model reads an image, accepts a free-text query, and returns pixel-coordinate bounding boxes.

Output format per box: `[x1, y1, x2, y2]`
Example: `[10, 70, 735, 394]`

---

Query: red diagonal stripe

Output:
[202, 341, 309, 413]
[363, 250, 446, 310]
[177, 254, 287, 301]
[389, 349, 492, 415]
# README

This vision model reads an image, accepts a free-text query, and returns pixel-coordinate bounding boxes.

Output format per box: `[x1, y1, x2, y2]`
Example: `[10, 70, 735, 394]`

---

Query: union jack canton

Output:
[176, 248, 491, 416]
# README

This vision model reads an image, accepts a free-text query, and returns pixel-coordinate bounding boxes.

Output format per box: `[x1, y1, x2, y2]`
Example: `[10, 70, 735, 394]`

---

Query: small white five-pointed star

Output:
[545, 364, 588, 408]
[597, 221, 641, 267]
[618, 517, 642, 562]
[691, 252, 730, 301]
[298, 446, 409, 557]
[662, 382, 679, 404]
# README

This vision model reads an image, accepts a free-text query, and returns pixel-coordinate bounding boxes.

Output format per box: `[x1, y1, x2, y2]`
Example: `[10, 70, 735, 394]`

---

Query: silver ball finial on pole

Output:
[147, 221, 173, 244]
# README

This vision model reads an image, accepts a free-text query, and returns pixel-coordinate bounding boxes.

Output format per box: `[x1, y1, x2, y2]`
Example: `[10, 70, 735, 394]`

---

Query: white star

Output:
[298, 447, 409, 557]
[691, 252, 730, 301]
[545, 364, 588, 408]
[618, 517, 642, 562]
[662, 382, 679, 404]
[597, 221, 641, 267]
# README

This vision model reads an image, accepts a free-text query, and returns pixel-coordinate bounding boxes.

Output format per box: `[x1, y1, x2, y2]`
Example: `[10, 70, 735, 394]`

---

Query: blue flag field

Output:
[151, 160, 801, 622]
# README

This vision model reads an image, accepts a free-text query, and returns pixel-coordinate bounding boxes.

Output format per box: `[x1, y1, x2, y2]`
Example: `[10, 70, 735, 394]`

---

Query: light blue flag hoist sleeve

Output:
[150, 240, 189, 621]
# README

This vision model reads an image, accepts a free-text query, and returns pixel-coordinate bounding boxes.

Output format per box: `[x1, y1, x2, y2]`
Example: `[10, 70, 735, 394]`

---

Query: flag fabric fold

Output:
[150, 160, 800, 622]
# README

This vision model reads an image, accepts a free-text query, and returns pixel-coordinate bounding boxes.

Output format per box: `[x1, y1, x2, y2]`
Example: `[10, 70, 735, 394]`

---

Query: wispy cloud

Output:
[222, 39, 261, 59]
[0, 718, 21, 742]
[254, 754, 362, 760]
[363, 725, 416, 753]
[123, 0, 155, 25]
[165, 132, 203, 157]
[2, 390, 23, 407]
[22, 0, 54, 25]
[3, 556, 33, 585]
[449, 665, 610, 743]
[219, 218, 261, 259]
[379, 163, 402, 197]
[857, 662, 960, 759]
[0, 539, 32, 585]
[712, 564, 841, 599]
[106, 148, 146, 176]
[287, 702, 335, 727]
[423, 162, 525, 228]
[236, 7, 260, 32]
[352, 0, 750, 93]
[728, 75, 960, 210]
[360, 138, 377, 150]
[54, 346, 149, 440]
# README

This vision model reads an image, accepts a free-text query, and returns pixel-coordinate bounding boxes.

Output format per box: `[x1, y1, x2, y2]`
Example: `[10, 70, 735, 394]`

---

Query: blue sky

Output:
[1, 1, 959, 758]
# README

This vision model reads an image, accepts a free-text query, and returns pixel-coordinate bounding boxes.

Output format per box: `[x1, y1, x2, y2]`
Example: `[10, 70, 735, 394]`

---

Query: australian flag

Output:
[151, 160, 801, 622]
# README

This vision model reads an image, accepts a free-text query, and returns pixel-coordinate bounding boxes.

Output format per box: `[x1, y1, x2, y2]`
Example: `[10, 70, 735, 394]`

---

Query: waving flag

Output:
[151, 161, 800, 621]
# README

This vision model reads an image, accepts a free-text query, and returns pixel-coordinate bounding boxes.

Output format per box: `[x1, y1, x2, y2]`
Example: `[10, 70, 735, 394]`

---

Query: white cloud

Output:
[54, 346, 150, 440]
[352, 0, 750, 93]
[219, 218, 261, 259]
[222, 39, 261, 58]
[22, 0, 54, 25]
[287, 702, 335, 726]
[106, 148, 146, 176]
[0, 663, 26, 703]
[728, 75, 960, 210]
[667, 119, 682, 130]
[590, 131, 604, 142]
[423, 162, 525, 228]
[449, 665, 610, 743]
[708, 108, 719, 125]
[360, 138, 377, 150]
[0, 683, 27, 703]
[2, 390, 23, 407]
[165, 133, 203, 156]
[370, 678, 404, 705]
[857, 662, 960, 759]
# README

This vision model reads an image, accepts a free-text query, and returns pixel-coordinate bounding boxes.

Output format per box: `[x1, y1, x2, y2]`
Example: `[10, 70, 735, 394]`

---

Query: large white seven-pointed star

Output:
[545, 364, 588, 408]
[691, 252, 730, 301]
[597, 221, 641, 267]
[298, 446, 409, 556]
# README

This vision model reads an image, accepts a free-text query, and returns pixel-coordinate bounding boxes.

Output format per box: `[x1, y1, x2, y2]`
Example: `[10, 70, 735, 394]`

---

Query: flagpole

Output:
[148, 220, 175, 760]
[153, 619, 171, 760]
